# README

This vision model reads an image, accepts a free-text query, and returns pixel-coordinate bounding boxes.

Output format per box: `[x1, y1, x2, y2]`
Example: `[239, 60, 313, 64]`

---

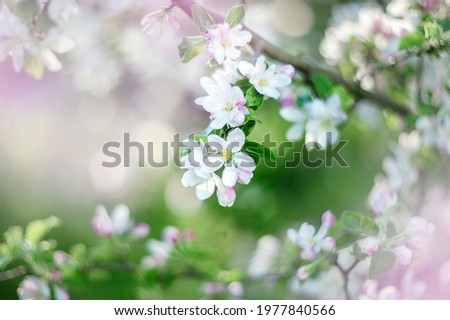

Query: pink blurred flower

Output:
[287, 211, 337, 260]
[17, 276, 50, 300]
[359, 279, 400, 300]
[141, 7, 180, 38]
[360, 236, 379, 256]
[394, 245, 412, 265]
[297, 267, 310, 280]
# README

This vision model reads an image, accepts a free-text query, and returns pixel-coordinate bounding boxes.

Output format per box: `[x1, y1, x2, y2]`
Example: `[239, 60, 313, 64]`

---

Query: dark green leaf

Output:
[244, 141, 276, 161]
[246, 87, 264, 110]
[312, 74, 334, 98]
[234, 79, 252, 92]
[240, 120, 256, 136]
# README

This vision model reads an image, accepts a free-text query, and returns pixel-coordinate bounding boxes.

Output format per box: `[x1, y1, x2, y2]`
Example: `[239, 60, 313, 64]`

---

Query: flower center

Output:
[221, 36, 232, 48]
[258, 77, 269, 87]
[222, 149, 232, 161]
[223, 100, 234, 111]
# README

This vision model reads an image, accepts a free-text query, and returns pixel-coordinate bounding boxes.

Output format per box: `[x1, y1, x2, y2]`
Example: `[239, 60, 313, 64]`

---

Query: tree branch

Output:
[335, 259, 359, 300]
[250, 31, 412, 116]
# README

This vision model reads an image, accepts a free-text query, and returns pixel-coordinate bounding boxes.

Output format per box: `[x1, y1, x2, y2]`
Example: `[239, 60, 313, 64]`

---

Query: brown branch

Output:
[250, 31, 412, 116]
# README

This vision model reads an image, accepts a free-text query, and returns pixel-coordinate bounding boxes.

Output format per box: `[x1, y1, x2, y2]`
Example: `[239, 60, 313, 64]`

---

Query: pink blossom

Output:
[278, 65, 295, 79]
[133, 223, 150, 239]
[359, 237, 379, 256]
[141, 7, 180, 38]
[17, 276, 50, 300]
[287, 211, 337, 260]
[195, 77, 249, 129]
[202, 282, 226, 296]
[238, 56, 292, 99]
[406, 217, 435, 250]
[394, 245, 412, 265]
[206, 23, 251, 64]
[359, 279, 400, 300]
[297, 267, 310, 280]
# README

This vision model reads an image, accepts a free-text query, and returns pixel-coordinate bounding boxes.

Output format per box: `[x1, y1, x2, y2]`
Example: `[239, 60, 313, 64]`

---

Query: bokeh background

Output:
[0, 0, 394, 299]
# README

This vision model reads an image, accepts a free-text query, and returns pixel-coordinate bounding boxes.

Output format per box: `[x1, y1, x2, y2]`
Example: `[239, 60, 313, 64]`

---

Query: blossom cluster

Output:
[143, 4, 294, 206]
[0, 1, 78, 77]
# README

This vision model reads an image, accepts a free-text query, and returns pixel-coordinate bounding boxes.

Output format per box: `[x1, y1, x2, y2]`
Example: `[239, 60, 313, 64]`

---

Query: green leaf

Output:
[240, 120, 256, 136]
[333, 86, 354, 111]
[369, 250, 396, 277]
[340, 211, 378, 235]
[246, 87, 264, 110]
[423, 21, 442, 40]
[235, 79, 252, 92]
[25, 216, 61, 244]
[70, 244, 87, 263]
[192, 4, 215, 32]
[25, 57, 44, 79]
[398, 32, 426, 50]
[312, 74, 334, 99]
[225, 5, 246, 27]
[442, 18, 450, 32]
[178, 36, 208, 63]
[4, 226, 23, 248]
[193, 134, 208, 144]
[244, 141, 276, 162]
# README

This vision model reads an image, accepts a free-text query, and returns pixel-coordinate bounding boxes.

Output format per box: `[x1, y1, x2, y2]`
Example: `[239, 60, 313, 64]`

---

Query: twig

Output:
[0, 266, 28, 282]
[249, 31, 412, 116]
[335, 260, 359, 300]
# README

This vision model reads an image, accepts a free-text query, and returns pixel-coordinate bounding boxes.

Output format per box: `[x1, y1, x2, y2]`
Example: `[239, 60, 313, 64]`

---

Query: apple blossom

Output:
[163, 226, 181, 244]
[238, 56, 292, 99]
[287, 211, 336, 260]
[47, 0, 80, 25]
[141, 7, 180, 38]
[280, 106, 307, 141]
[359, 236, 379, 256]
[195, 77, 249, 129]
[303, 94, 347, 148]
[142, 239, 172, 268]
[133, 223, 151, 239]
[54, 287, 70, 300]
[202, 282, 226, 296]
[207, 128, 256, 187]
[296, 267, 310, 280]
[92, 204, 150, 238]
[28, 28, 75, 73]
[394, 245, 412, 265]
[359, 279, 400, 300]
[17, 276, 51, 300]
[406, 217, 435, 250]
[206, 23, 251, 65]
[368, 178, 397, 215]
[0, 5, 30, 71]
